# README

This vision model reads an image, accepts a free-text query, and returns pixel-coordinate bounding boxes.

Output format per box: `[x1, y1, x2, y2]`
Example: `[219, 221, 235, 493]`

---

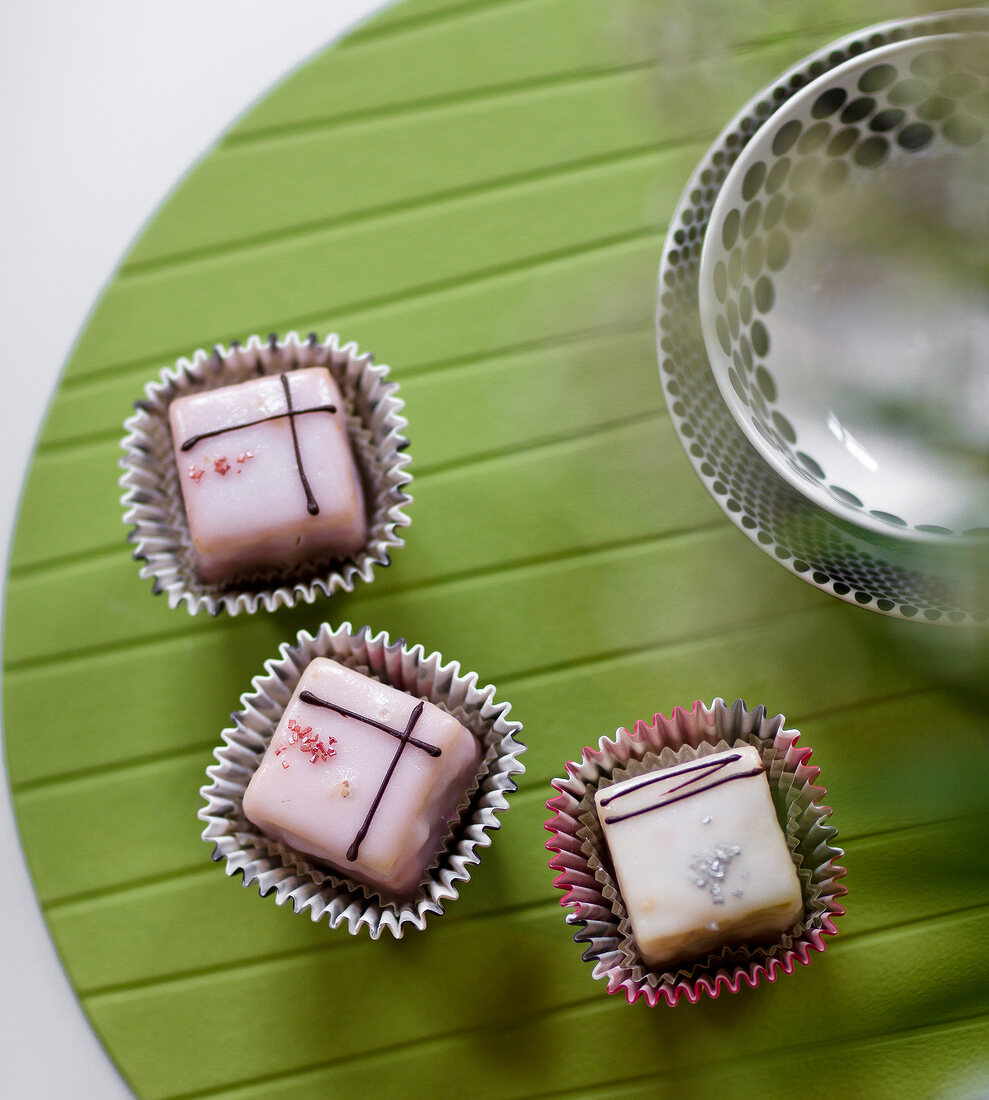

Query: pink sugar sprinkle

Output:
[281, 718, 336, 763]
[214, 456, 230, 476]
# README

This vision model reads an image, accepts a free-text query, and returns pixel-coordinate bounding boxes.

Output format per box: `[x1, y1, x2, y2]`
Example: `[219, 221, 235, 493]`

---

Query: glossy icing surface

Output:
[168, 367, 366, 582]
[243, 658, 482, 896]
[596, 746, 803, 967]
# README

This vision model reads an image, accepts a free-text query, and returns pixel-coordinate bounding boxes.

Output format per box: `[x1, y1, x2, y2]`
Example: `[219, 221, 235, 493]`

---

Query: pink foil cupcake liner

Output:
[199, 622, 526, 938]
[120, 331, 412, 615]
[545, 699, 845, 1005]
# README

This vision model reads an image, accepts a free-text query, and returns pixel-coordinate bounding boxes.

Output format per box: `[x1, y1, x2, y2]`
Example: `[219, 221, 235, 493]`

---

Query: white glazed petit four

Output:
[595, 744, 803, 968]
[243, 658, 483, 897]
[169, 367, 366, 583]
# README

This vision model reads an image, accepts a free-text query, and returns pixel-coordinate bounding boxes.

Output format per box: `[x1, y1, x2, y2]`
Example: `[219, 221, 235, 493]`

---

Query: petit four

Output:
[243, 658, 483, 897]
[168, 367, 366, 583]
[595, 744, 803, 967]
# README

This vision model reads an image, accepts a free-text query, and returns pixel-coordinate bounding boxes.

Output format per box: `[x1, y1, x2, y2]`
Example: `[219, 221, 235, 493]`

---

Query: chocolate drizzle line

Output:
[601, 752, 765, 825]
[179, 371, 337, 516]
[599, 753, 741, 805]
[298, 691, 439, 863]
[280, 372, 319, 515]
[299, 691, 440, 757]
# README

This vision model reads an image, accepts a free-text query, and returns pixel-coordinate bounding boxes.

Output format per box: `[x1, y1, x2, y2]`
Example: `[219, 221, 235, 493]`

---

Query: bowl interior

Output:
[699, 34, 989, 540]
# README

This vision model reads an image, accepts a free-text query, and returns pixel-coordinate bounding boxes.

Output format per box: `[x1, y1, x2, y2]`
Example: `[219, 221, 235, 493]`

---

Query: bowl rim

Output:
[697, 32, 989, 543]
[656, 6, 989, 624]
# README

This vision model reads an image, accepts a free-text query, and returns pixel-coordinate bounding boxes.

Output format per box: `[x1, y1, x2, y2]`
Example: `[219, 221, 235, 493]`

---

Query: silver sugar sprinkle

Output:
[690, 844, 743, 904]
[702, 815, 712, 824]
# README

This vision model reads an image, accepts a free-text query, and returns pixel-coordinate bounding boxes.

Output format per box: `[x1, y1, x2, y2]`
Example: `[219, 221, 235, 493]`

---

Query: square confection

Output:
[168, 367, 366, 583]
[595, 745, 803, 968]
[243, 658, 483, 897]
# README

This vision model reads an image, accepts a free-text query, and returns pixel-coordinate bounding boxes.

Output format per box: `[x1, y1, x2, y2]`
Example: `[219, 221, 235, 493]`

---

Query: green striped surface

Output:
[5, 2, 988, 1097]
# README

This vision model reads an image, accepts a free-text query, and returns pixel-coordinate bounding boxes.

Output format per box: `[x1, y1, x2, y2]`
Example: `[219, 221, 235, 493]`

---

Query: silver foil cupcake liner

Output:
[120, 332, 412, 615]
[545, 699, 845, 1005]
[199, 623, 526, 938]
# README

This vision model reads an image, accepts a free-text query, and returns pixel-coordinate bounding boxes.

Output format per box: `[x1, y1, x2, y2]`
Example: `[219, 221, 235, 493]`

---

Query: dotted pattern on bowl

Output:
[657, 8, 989, 623]
[707, 36, 989, 537]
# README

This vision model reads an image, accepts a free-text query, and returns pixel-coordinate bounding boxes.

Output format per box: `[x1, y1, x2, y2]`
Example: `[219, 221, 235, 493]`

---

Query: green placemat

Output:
[5, 2, 988, 1097]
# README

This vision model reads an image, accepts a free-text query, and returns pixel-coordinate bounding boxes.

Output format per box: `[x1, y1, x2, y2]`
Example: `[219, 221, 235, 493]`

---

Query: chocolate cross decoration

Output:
[180, 373, 337, 515]
[299, 690, 442, 863]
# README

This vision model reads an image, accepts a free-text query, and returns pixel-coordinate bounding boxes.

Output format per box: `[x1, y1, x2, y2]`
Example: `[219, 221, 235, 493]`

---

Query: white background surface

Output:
[0, 3, 386, 1095]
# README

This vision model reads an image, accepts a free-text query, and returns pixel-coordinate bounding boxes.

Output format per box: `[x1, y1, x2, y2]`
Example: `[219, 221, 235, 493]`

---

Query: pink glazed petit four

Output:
[243, 658, 483, 897]
[169, 367, 366, 583]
